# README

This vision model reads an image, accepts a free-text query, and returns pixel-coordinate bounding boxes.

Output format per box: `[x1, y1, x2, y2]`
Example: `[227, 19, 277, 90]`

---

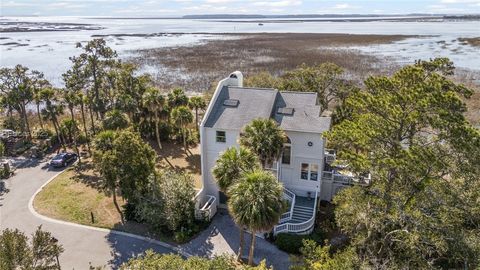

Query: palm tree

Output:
[239, 118, 286, 168]
[188, 96, 206, 132]
[212, 146, 260, 192]
[167, 88, 189, 108]
[212, 146, 260, 261]
[228, 170, 284, 265]
[77, 93, 91, 154]
[63, 90, 81, 160]
[170, 106, 193, 153]
[40, 88, 66, 151]
[142, 87, 166, 150]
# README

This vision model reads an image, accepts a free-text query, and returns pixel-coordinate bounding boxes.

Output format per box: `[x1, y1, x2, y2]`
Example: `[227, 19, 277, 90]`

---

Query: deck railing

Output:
[274, 191, 318, 235]
[324, 149, 336, 164]
[279, 187, 296, 224]
[322, 170, 370, 186]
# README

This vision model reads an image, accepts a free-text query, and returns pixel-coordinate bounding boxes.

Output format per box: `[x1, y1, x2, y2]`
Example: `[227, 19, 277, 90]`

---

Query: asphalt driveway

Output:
[0, 158, 175, 269]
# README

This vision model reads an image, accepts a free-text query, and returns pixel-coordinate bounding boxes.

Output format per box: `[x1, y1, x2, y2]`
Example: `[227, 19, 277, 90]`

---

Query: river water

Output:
[1, 16, 479, 86]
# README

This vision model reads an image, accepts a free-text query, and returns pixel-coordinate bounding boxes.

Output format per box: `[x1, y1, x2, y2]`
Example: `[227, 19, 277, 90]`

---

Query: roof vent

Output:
[223, 99, 239, 107]
[277, 107, 294, 115]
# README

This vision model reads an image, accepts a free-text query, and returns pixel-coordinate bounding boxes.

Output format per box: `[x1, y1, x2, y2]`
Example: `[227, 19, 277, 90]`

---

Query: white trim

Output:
[28, 164, 191, 258]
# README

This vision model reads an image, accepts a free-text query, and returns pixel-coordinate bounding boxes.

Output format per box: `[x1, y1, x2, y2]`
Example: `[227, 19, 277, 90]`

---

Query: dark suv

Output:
[50, 152, 77, 168]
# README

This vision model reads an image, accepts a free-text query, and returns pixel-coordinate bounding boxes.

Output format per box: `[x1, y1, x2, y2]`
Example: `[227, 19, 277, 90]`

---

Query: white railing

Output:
[195, 195, 217, 221]
[279, 187, 296, 224]
[322, 170, 370, 186]
[325, 149, 336, 164]
[274, 191, 318, 235]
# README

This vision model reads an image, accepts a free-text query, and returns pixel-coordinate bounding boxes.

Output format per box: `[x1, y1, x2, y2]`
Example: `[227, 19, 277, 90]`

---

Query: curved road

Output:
[0, 158, 176, 269]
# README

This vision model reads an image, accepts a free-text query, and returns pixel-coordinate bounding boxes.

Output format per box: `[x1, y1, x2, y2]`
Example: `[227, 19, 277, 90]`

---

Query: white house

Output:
[195, 71, 365, 235]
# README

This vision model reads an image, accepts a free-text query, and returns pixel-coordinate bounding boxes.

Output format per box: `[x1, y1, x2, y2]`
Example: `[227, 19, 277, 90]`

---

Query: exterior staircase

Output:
[289, 200, 315, 224]
[274, 189, 318, 235]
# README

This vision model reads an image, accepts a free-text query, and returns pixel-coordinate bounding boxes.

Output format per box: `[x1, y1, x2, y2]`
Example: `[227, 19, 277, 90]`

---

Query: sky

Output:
[1, 0, 480, 17]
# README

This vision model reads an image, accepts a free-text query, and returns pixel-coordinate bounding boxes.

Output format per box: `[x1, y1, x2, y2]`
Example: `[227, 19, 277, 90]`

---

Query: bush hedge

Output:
[274, 231, 325, 254]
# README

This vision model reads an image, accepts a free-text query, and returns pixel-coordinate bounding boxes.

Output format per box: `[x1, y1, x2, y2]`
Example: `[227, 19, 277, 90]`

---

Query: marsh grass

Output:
[130, 33, 406, 92]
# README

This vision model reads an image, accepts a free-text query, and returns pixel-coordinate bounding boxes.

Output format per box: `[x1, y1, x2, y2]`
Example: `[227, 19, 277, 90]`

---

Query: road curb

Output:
[27, 163, 192, 258]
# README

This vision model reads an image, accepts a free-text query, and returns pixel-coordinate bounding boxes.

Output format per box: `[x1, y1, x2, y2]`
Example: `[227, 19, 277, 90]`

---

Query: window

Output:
[301, 163, 309, 180]
[216, 131, 226, 143]
[282, 146, 291, 165]
[282, 137, 292, 165]
[310, 164, 319, 181]
[300, 163, 319, 181]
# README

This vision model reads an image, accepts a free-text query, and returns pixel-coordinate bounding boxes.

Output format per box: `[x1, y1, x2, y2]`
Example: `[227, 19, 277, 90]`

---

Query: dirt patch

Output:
[152, 141, 202, 189]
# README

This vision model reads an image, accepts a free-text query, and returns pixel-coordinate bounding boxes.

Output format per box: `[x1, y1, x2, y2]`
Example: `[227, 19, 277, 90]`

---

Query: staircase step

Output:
[293, 209, 313, 216]
[294, 205, 314, 211]
[294, 207, 313, 212]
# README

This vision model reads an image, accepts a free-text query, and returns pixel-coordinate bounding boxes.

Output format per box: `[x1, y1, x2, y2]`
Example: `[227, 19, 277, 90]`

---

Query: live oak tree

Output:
[244, 63, 355, 114]
[325, 58, 480, 269]
[93, 129, 156, 223]
[120, 250, 272, 270]
[0, 226, 64, 270]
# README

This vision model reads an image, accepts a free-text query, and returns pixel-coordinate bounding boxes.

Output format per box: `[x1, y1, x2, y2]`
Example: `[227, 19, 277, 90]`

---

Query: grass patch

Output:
[34, 167, 123, 229]
[33, 152, 206, 244]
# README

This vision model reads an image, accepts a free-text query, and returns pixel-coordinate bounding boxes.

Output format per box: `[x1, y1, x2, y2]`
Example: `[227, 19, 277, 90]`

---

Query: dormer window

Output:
[223, 99, 239, 107]
[277, 107, 294, 115]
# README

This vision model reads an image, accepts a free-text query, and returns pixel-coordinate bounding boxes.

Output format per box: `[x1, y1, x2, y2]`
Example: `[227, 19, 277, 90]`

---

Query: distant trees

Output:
[239, 118, 286, 168]
[142, 87, 166, 150]
[188, 96, 207, 132]
[324, 58, 480, 269]
[0, 226, 64, 270]
[70, 39, 117, 119]
[244, 63, 356, 115]
[102, 109, 130, 130]
[39, 88, 66, 150]
[0, 65, 49, 140]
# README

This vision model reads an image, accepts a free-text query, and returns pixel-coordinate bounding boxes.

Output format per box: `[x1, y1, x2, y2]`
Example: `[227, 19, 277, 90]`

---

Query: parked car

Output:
[49, 152, 77, 167]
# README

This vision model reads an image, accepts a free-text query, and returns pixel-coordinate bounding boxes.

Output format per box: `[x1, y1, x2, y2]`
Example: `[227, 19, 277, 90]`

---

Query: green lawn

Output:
[33, 161, 206, 244]
[34, 166, 124, 229]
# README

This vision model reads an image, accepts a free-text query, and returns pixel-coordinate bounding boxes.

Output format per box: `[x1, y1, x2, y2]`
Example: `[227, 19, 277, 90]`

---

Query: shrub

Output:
[275, 231, 325, 254]
[2, 116, 22, 130]
[35, 128, 53, 139]
[136, 170, 196, 232]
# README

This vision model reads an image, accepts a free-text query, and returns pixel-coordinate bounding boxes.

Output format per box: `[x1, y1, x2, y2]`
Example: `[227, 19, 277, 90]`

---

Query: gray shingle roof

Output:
[204, 86, 331, 133]
[273, 92, 331, 133]
[204, 86, 278, 130]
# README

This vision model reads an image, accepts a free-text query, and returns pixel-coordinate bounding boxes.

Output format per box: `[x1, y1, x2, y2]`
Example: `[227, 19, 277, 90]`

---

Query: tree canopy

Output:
[325, 58, 480, 269]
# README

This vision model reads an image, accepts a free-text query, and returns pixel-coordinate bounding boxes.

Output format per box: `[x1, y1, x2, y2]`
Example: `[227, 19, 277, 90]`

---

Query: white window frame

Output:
[216, 130, 226, 143]
[300, 162, 319, 181]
